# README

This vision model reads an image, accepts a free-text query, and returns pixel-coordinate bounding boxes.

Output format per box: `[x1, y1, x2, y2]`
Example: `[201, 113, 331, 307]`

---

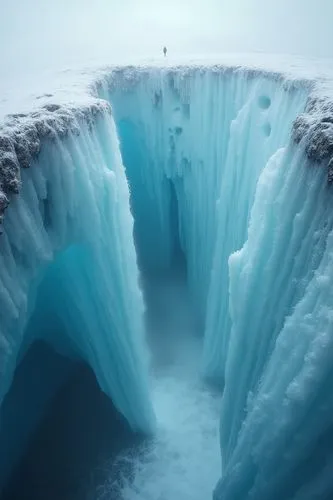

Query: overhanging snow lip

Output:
[93, 64, 314, 99]
[1, 58, 333, 227]
[0, 98, 111, 225]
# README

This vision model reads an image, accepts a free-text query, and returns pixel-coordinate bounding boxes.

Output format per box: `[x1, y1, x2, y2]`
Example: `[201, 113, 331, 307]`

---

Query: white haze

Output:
[0, 0, 333, 76]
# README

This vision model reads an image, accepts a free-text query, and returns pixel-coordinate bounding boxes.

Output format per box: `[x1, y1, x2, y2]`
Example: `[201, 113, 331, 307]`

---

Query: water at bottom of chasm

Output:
[97, 265, 222, 500]
[3, 264, 221, 500]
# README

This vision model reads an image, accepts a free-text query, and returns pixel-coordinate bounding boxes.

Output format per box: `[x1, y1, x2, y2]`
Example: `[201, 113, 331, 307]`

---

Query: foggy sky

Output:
[0, 0, 333, 73]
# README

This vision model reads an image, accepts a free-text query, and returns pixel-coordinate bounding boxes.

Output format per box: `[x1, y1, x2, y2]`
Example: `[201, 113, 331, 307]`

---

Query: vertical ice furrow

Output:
[203, 83, 308, 382]
[102, 69, 309, 391]
[261, 168, 332, 351]
[93, 68, 333, 499]
[102, 70, 252, 313]
[227, 148, 302, 371]
[67, 128, 135, 327]
[0, 235, 24, 310]
[184, 72, 248, 313]
[24, 178, 51, 251]
[244, 311, 333, 498]
[203, 118, 260, 378]
[40, 141, 71, 246]
[28, 159, 48, 201]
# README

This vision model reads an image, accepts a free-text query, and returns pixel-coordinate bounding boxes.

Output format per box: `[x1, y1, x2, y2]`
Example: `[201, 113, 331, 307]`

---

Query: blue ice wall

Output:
[214, 142, 333, 500]
[98, 67, 308, 370]
[0, 102, 155, 486]
[98, 67, 333, 499]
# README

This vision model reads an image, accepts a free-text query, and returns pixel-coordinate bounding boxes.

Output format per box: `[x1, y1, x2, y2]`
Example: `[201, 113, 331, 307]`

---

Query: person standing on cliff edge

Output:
[163, 46, 167, 57]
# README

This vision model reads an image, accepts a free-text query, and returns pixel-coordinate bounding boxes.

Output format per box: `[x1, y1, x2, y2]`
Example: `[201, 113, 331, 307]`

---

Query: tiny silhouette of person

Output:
[163, 46, 167, 57]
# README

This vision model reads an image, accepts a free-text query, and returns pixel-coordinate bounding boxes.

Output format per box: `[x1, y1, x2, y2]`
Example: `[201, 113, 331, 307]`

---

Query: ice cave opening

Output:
[1, 342, 138, 500]
[0, 246, 140, 499]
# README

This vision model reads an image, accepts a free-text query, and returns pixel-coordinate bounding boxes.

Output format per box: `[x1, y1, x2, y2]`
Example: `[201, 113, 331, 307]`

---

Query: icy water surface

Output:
[3, 270, 221, 500]
[94, 270, 222, 500]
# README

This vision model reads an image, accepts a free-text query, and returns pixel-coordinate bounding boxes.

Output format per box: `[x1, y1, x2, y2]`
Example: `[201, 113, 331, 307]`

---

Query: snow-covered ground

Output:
[1, 53, 333, 122]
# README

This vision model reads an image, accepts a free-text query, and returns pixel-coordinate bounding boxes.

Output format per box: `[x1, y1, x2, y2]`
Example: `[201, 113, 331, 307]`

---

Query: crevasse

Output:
[97, 66, 333, 499]
[1, 64, 333, 499]
[97, 67, 308, 380]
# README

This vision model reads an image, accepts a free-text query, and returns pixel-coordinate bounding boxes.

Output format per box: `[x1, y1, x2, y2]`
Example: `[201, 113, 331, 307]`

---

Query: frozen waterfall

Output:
[1, 62, 333, 499]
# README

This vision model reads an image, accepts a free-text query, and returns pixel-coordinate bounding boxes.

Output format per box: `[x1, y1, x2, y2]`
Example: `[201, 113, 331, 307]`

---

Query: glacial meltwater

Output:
[2, 264, 222, 500]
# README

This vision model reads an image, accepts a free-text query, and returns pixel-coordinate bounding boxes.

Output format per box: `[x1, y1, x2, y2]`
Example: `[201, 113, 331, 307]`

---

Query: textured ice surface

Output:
[97, 63, 333, 499]
[97, 65, 309, 378]
[214, 142, 333, 500]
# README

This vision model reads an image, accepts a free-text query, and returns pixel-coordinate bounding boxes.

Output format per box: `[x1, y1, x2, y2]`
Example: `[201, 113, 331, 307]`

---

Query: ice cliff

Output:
[0, 97, 155, 486]
[97, 66, 333, 499]
[1, 61, 333, 498]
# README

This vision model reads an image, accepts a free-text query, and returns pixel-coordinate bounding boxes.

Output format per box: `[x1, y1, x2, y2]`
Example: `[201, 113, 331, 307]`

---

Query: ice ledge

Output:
[1, 59, 333, 228]
[0, 98, 111, 225]
[99, 64, 333, 185]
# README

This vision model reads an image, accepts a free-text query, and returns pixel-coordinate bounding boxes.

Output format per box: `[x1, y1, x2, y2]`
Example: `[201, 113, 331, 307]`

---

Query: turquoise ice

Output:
[1, 62, 333, 499]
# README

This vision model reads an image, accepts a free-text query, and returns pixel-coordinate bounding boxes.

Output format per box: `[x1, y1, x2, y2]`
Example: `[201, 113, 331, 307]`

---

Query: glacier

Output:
[96, 66, 309, 379]
[1, 58, 333, 498]
[0, 98, 155, 489]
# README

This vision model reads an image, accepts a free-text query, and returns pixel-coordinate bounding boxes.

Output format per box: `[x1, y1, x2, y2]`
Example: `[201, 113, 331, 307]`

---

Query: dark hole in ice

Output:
[1, 341, 143, 500]
[39, 195, 52, 229]
[258, 95, 271, 109]
[154, 91, 162, 109]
